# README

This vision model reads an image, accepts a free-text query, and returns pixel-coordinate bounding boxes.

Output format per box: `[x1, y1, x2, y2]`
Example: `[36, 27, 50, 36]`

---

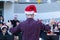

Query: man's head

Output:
[26, 14, 34, 18]
[25, 5, 37, 18]
[50, 19, 56, 25]
[14, 15, 18, 20]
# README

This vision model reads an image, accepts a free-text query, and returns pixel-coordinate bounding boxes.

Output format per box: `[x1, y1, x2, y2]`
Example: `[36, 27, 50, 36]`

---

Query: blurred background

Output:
[0, 0, 60, 40]
[0, 0, 60, 23]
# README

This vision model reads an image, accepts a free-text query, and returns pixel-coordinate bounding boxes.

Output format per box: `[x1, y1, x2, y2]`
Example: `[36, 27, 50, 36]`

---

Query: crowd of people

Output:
[0, 15, 60, 40]
[0, 16, 21, 40]
[0, 5, 60, 40]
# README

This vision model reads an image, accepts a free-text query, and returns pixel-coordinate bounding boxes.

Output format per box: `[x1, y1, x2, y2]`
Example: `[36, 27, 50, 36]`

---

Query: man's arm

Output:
[40, 23, 57, 35]
[10, 23, 21, 35]
[38, 22, 50, 31]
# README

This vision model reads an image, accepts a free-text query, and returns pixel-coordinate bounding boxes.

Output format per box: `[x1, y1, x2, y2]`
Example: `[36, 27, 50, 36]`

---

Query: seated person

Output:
[46, 19, 59, 40]
[0, 26, 13, 40]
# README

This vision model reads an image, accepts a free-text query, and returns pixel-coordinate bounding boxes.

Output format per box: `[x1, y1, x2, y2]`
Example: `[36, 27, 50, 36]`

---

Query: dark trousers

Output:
[18, 33, 22, 40]
[47, 35, 59, 40]
[13, 32, 22, 40]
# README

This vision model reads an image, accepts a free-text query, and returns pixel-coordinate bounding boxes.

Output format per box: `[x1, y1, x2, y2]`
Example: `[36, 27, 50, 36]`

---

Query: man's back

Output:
[21, 18, 41, 40]
[10, 18, 50, 40]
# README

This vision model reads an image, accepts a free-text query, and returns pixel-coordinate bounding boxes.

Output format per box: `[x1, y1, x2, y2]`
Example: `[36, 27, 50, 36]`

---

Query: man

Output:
[49, 19, 57, 32]
[11, 15, 19, 27]
[10, 5, 50, 40]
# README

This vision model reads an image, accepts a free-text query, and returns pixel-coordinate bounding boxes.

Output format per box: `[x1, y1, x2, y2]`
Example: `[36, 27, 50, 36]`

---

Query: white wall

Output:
[4, 2, 14, 23]
[4, 2, 60, 23]
[4, 2, 60, 22]
[13, 11, 60, 21]
[35, 11, 60, 19]
[14, 2, 60, 13]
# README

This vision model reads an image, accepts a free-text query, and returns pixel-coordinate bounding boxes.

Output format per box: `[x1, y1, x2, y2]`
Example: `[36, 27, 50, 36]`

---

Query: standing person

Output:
[11, 15, 19, 28]
[10, 5, 50, 40]
[47, 19, 58, 40]
[48, 19, 57, 33]
[10, 15, 20, 40]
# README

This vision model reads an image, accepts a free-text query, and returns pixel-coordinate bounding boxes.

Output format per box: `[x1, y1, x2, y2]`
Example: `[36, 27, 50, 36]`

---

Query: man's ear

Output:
[26, 14, 27, 15]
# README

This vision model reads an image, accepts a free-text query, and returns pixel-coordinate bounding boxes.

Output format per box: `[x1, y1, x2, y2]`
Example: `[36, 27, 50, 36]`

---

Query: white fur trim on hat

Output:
[1, 26, 7, 29]
[25, 11, 36, 14]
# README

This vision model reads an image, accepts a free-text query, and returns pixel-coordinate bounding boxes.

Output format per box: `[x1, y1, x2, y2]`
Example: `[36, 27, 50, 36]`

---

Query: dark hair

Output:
[16, 21, 20, 23]
[2, 27, 7, 30]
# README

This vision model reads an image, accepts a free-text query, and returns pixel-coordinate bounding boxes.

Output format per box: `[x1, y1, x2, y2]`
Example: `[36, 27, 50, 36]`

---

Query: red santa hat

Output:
[25, 5, 37, 14]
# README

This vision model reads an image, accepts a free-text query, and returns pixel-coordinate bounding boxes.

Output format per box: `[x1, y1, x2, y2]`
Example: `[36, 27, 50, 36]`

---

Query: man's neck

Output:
[27, 18, 33, 20]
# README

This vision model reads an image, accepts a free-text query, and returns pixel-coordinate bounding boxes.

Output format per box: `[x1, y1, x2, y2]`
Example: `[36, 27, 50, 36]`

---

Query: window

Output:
[0, 1, 4, 16]
[15, 0, 19, 2]
[15, 0, 45, 2]
[15, 0, 25, 2]
[14, 0, 48, 4]
[47, 0, 57, 3]
[57, 0, 60, 1]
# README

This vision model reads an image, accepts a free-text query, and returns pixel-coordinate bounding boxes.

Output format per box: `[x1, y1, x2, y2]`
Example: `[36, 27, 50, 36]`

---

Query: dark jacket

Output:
[10, 18, 50, 40]
[0, 31, 14, 40]
[11, 20, 19, 27]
